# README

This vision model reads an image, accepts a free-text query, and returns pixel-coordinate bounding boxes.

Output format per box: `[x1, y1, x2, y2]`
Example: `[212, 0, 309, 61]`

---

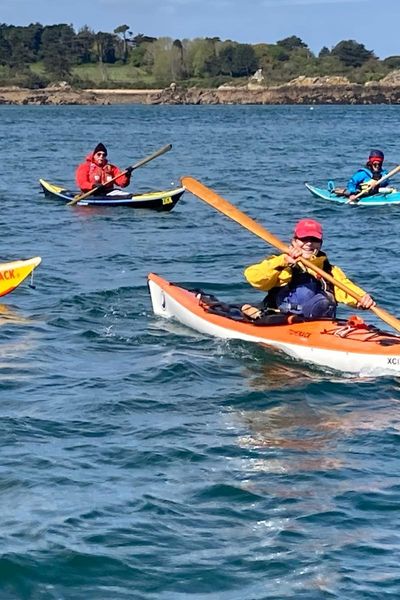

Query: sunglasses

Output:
[296, 236, 321, 243]
[95, 152, 106, 157]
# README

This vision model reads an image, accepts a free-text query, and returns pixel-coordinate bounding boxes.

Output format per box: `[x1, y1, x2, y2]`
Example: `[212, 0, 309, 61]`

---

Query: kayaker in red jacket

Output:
[75, 143, 131, 194]
[243, 218, 375, 319]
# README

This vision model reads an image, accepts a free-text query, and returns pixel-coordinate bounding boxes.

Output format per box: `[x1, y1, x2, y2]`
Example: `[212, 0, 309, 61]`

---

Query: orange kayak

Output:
[148, 273, 400, 376]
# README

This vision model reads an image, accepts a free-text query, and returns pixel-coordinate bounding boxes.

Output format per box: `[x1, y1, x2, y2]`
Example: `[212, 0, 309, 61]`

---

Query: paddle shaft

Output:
[182, 176, 400, 334]
[349, 164, 400, 203]
[68, 144, 172, 206]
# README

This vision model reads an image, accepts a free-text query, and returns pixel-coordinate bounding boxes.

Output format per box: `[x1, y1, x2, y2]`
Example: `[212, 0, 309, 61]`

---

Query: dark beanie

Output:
[369, 149, 384, 162]
[93, 142, 107, 156]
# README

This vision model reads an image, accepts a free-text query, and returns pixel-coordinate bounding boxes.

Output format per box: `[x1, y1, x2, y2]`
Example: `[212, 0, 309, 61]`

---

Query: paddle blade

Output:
[181, 176, 289, 253]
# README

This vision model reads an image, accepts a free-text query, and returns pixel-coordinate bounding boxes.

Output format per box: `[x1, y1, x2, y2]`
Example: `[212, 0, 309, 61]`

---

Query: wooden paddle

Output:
[67, 144, 172, 206]
[181, 176, 400, 334]
[346, 164, 400, 204]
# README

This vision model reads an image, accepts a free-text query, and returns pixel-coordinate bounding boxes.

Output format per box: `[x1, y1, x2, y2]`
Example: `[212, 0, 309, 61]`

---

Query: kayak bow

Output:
[0, 257, 41, 297]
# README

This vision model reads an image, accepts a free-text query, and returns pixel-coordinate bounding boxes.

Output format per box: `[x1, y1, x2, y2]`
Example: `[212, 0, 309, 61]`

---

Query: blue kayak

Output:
[305, 182, 400, 206]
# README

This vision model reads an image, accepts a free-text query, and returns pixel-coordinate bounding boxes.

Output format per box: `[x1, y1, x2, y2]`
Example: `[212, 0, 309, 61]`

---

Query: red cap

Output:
[294, 219, 323, 240]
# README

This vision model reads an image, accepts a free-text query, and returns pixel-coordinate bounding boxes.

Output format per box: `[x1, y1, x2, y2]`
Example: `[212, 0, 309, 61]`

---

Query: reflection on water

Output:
[243, 361, 320, 391]
[0, 304, 32, 325]
[235, 397, 400, 475]
[238, 403, 338, 455]
[0, 332, 38, 375]
[0, 306, 38, 379]
[241, 355, 374, 392]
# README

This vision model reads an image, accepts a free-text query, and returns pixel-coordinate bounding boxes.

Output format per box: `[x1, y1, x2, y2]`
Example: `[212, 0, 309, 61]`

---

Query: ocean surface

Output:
[0, 104, 400, 599]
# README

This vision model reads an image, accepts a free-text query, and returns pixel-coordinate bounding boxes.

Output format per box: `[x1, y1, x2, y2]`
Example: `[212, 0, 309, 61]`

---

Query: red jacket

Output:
[75, 153, 130, 193]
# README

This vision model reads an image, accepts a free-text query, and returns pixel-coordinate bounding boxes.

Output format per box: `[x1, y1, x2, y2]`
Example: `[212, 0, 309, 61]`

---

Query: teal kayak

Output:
[305, 182, 400, 206]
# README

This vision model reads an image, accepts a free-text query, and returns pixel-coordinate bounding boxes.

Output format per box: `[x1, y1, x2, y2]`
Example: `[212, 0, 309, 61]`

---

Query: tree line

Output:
[1, 23, 399, 88]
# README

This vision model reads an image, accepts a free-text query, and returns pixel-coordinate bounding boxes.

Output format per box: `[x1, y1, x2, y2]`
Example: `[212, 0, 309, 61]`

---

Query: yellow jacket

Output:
[244, 253, 367, 307]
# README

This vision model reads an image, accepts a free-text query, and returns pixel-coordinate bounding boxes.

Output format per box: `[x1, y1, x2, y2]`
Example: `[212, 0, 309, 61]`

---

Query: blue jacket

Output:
[347, 167, 389, 194]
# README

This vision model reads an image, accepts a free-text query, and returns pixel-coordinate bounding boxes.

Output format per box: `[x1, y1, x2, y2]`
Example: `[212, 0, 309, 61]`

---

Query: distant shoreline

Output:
[1, 81, 400, 105]
[83, 83, 400, 105]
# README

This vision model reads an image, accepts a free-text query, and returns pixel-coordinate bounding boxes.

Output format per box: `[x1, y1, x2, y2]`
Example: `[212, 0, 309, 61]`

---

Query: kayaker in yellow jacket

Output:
[243, 218, 375, 319]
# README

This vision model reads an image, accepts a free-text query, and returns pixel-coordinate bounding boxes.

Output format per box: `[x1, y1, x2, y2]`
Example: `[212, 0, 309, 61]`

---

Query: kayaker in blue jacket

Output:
[346, 149, 390, 202]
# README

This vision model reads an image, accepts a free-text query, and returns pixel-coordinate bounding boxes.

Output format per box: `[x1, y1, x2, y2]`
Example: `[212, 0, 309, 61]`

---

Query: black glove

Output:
[125, 167, 133, 175]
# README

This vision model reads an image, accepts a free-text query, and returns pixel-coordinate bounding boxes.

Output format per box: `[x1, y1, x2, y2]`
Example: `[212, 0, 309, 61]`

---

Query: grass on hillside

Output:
[28, 61, 159, 88]
[72, 63, 157, 87]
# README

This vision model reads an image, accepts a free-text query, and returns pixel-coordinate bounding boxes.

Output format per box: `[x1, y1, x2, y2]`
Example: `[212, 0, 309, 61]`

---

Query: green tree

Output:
[114, 24, 130, 63]
[131, 33, 157, 46]
[145, 37, 174, 84]
[75, 26, 96, 64]
[41, 24, 76, 78]
[383, 56, 400, 70]
[270, 45, 290, 62]
[232, 43, 258, 76]
[0, 25, 13, 66]
[94, 31, 116, 64]
[318, 46, 330, 58]
[171, 39, 185, 79]
[219, 43, 235, 76]
[276, 36, 308, 51]
[185, 38, 219, 78]
[331, 40, 375, 68]
[129, 44, 147, 68]
[0, 24, 42, 68]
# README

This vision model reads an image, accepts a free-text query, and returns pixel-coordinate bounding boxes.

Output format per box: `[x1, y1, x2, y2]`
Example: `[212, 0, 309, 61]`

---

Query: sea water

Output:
[0, 103, 399, 598]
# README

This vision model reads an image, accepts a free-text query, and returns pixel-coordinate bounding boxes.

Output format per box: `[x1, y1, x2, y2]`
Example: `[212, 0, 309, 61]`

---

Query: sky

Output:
[2, 0, 400, 59]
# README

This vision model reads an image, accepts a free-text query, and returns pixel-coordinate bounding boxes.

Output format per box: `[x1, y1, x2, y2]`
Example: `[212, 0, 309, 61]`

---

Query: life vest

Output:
[88, 163, 115, 189]
[263, 253, 336, 317]
[357, 167, 383, 194]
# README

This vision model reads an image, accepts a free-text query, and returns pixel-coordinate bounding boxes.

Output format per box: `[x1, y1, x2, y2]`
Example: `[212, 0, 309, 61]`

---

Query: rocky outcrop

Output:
[378, 70, 400, 86]
[94, 75, 400, 105]
[209, 83, 400, 105]
[285, 75, 351, 87]
[2, 71, 400, 105]
[0, 84, 108, 105]
[144, 81, 400, 105]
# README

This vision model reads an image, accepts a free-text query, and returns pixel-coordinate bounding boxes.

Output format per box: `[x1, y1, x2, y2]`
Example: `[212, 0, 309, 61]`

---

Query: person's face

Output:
[371, 160, 382, 172]
[93, 151, 107, 166]
[293, 236, 322, 257]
